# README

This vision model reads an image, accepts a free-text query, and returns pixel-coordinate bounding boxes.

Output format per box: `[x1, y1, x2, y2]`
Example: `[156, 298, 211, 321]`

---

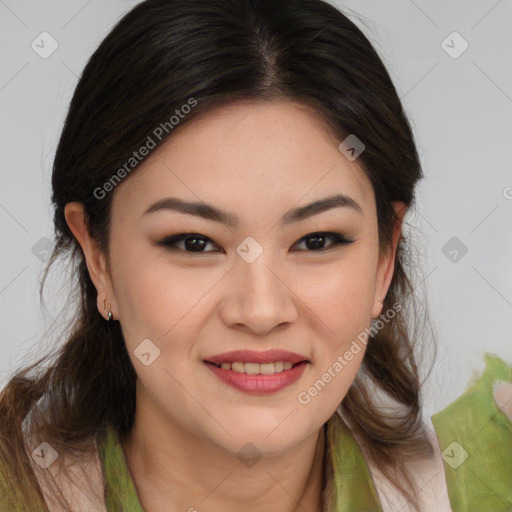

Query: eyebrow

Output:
[141, 193, 363, 228]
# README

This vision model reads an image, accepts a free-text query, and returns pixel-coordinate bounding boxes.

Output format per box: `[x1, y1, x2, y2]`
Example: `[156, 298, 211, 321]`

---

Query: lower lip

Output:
[204, 361, 308, 394]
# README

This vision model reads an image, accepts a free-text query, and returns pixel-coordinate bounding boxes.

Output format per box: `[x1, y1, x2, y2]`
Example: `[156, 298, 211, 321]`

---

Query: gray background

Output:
[1, 0, 511, 417]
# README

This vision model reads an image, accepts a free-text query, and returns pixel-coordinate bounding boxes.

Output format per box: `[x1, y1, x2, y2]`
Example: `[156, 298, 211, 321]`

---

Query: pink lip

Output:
[204, 360, 308, 394]
[204, 349, 308, 365]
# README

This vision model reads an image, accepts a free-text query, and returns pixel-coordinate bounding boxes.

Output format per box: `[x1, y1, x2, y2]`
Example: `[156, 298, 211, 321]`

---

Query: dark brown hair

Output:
[0, 0, 435, 510]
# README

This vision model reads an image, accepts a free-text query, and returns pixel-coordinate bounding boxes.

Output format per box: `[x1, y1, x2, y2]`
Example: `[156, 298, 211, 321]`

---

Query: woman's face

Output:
[104, 99, 402, 456]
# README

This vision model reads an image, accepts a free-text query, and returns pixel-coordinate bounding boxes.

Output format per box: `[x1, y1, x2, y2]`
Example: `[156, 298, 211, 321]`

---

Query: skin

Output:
[65, 99, 405, 512]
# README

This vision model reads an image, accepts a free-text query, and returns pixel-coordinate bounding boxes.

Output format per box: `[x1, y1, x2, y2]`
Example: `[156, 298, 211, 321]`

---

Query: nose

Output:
[220, 251, 299, 336]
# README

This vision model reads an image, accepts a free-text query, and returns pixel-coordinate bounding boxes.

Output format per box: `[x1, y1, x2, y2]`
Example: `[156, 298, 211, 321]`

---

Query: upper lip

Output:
[204, 349, 309, 365]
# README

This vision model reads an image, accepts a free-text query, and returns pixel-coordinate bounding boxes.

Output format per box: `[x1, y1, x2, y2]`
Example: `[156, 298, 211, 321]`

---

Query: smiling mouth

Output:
[204, 360, 306, 374]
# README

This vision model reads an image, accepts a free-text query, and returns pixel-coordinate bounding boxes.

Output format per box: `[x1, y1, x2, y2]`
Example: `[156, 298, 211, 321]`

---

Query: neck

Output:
[121, 389, 326, 512]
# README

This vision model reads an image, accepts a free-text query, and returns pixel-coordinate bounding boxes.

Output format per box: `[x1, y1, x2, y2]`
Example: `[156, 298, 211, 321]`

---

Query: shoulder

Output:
[21, 425, 107, 512]
[0, 427, 106, 512]
[432, 353, 512, 511]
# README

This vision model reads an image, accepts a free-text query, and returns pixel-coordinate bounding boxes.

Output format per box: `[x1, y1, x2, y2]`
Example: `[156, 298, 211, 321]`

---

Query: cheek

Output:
[295, 265, 371, 421]
[110, 245, 206, 409]
[292, 251, 376, 405]
[293, 252, 377, 338]
[110, 235, 209, 338]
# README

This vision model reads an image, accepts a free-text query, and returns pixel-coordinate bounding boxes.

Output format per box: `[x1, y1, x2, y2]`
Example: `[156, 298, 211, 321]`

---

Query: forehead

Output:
[113, 99, 375, 224]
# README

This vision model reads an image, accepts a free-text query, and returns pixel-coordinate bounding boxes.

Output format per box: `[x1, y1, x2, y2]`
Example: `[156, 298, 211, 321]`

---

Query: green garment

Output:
[431, 354, 512, 511]
[97, 353, 512, 511]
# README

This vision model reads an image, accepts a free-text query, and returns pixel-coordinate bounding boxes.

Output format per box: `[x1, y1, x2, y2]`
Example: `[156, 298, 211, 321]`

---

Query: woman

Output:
[1, 0, 510, 511]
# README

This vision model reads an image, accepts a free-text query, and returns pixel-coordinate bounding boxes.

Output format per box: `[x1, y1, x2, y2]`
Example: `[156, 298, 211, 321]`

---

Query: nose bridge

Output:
[238, 250, 278, 295]
[226, 236, 297, 333]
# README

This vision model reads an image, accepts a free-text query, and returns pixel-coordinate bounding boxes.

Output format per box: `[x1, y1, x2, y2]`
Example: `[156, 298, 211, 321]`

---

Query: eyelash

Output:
[156, 232, 354, 254]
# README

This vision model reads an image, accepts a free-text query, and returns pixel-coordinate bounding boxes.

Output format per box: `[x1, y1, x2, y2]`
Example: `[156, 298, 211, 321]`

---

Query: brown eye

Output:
[156, 231, 354, 254]
[293, 232, 354, 252]
[157, 233, 220, 253]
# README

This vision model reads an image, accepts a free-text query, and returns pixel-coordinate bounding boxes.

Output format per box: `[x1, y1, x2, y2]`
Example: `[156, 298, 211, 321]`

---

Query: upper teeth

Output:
[215, 361, 295, 374]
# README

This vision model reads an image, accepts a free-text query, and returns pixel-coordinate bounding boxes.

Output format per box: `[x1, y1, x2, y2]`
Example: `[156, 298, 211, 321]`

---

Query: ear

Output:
[64, 202, 118, 321]
[371, 201, 406, 319]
